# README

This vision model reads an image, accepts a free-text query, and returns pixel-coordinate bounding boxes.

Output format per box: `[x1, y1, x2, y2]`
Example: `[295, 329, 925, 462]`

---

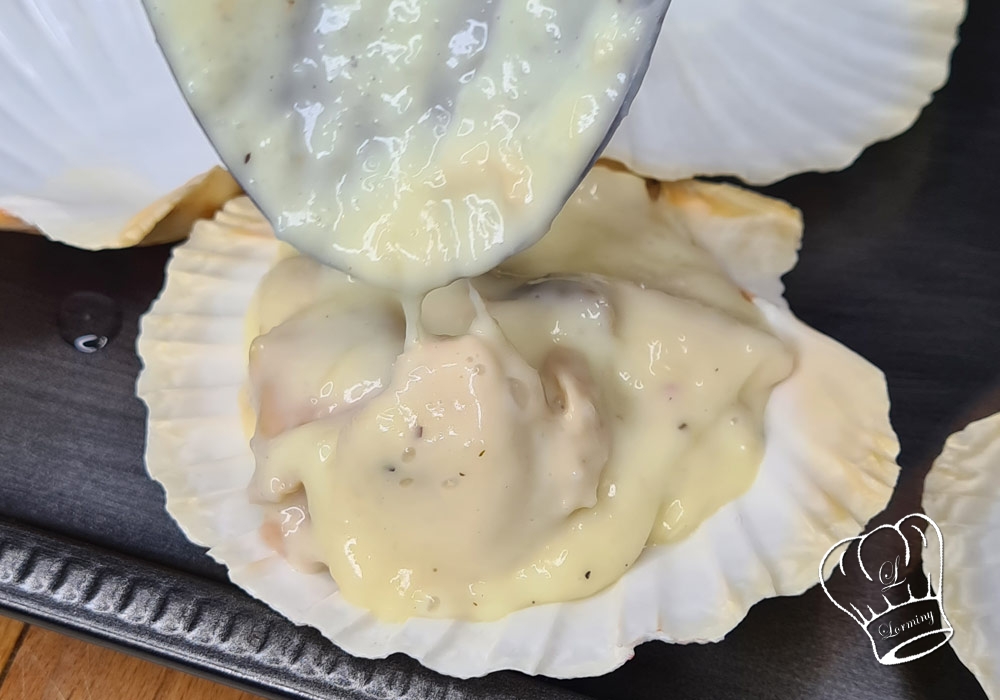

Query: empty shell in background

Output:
[0, 0, 234, 248]
[607, 0, 967, 184]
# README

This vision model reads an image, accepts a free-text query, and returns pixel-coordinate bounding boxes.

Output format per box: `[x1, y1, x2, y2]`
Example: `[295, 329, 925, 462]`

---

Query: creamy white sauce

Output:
[244, 167, 794, 621]
[149, 1, 794, 623]
[146, 0, 667, 293]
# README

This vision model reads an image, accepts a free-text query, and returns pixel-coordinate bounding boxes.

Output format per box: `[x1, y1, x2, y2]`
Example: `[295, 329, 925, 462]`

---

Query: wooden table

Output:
[0, 616, 263, 699]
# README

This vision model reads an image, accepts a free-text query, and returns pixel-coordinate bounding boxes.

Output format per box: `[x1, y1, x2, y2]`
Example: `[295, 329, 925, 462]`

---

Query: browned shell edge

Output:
[596, 157, 779, 302]
[0, 209, 33, 232]
[0, 166, 243, 246]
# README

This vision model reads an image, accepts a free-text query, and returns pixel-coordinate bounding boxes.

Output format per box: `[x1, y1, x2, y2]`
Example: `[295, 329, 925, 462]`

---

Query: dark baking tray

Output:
[1, 1, 998, 698]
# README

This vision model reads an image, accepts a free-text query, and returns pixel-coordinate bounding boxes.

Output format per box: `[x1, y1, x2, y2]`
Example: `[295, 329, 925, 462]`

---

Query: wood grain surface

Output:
[0, 617, 24, 672]
[0, 617, 261, 700]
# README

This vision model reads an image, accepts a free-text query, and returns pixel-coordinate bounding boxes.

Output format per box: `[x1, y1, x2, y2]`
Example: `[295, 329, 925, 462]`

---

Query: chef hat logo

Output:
[819, 513, 952, 665]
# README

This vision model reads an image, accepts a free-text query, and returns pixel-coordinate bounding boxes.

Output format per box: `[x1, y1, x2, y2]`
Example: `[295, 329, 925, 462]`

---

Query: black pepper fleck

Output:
[584, 571, 591, 580]
[678, 422, 688, 430]
[478, 450, 486, 457]
[244, 152, 251, 164]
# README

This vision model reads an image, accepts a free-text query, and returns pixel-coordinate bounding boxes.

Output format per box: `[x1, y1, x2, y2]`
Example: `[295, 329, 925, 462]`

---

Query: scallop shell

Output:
[0, 209, 33, 233]
[0, 0, 235, 248]
[137, 171, 899, 679]
[606, 0, 967, 184]
[922, 413, 1000, 699]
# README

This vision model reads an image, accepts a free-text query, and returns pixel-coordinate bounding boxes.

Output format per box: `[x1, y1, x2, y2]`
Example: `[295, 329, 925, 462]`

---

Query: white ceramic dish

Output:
[923, 412, 1000, 700]
[0, 0, 226, 248]
[606, 0, 967, 184]
[137, 170, 900, 679]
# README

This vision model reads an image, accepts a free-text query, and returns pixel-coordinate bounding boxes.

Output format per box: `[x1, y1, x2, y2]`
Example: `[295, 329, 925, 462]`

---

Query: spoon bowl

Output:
[143, 0, 671, 291]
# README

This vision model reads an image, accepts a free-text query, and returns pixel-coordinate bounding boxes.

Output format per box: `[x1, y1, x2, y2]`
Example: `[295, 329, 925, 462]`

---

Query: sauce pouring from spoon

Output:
[143, 0, 670, 294]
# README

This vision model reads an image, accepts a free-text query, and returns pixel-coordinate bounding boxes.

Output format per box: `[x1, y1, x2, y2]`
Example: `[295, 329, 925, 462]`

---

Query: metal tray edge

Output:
[0, 517, 580, 700]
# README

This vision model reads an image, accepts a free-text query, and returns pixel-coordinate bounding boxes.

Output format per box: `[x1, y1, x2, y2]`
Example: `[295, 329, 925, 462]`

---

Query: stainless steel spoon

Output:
[143, 1, 670, 289]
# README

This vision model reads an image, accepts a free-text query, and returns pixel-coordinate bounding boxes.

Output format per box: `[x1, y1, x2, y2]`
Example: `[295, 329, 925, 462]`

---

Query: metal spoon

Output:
[143, 0, 669, 291]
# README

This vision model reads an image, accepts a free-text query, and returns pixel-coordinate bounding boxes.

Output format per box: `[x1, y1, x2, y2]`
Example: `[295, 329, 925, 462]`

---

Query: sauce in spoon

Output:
[145, 0, 668, 292]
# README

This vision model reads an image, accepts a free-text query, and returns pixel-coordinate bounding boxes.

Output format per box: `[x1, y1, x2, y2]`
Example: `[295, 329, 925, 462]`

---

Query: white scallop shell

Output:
[606, 0, 967, 184]
[137, 181, 899, 679]
[922, 413, 1000, 699]
[0, 0, 226, 248]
